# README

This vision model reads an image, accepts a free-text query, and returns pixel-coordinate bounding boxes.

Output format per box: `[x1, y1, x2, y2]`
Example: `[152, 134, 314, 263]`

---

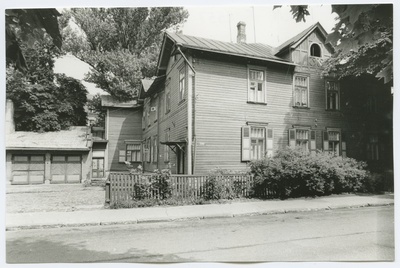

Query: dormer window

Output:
[310, 43, 321, 57]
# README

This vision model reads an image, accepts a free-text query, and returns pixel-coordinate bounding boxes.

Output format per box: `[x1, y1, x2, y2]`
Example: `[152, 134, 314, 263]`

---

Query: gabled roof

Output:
[274, 22, 330, 56]
[6, 126, 90, 151]
[157, 32, 295, 75]
[101, 95, 138, 108]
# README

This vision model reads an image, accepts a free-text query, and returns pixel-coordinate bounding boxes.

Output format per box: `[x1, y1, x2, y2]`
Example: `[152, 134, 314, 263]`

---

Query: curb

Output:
[5, 202, 394, 231]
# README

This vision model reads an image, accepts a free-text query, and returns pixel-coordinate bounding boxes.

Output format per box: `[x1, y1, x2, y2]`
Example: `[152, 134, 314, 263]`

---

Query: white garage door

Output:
[12, 155, 45, 184]
[51, 155, 82, 183]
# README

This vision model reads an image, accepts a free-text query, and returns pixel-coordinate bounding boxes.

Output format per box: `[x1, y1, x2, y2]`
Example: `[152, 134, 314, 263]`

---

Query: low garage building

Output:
[6, 126, 92, 185]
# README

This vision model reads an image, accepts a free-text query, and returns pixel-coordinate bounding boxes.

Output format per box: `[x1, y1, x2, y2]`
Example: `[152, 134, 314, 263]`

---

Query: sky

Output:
[53, 4, 337, 95]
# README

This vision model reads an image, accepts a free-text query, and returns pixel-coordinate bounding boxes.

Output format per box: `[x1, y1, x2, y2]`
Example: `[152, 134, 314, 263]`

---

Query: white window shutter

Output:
[118, 150, 126, 163]
[288, 129, 296, 148]
[266, 128, 274, 157]
[310, 130, 316, 156]
[242, 126, 251, 161]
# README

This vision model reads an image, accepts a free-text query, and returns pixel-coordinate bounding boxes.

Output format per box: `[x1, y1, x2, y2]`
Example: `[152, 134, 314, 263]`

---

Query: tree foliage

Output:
[5, 9, 63, 72]
[87, 93, 106, 127]
[275, 4, 393, 84]
[6, 40, 88, 132]
[61, 7, 188, 100]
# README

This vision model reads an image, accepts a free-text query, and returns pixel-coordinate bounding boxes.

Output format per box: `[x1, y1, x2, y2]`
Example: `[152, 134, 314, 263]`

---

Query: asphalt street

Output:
[6, 206, 394, 263]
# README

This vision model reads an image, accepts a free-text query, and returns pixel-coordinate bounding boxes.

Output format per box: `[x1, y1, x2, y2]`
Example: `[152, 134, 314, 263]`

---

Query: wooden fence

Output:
[105, 172, 274, 204]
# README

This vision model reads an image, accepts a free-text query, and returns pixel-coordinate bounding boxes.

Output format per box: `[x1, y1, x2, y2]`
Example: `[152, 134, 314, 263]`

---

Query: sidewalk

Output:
[5, 193, 394, 231]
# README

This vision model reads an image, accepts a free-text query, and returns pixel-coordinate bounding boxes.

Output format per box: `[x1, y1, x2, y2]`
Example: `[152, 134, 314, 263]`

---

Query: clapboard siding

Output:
[107, 107, 143, 171]
[142, 53, 188, 174]
[192, 50, 374, 173]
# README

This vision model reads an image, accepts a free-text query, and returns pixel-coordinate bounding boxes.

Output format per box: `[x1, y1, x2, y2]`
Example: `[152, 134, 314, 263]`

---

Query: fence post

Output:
[105, 175, 111, 205]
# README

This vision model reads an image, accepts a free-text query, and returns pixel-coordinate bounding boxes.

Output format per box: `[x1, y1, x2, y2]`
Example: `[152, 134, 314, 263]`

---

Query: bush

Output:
[204, 168, 250, 200]
[132, 169, 172, 200]
[249, 147, 368, 199]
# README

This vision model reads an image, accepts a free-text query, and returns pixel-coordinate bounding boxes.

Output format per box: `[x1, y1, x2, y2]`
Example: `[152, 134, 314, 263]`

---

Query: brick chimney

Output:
[6, 99, 15, 134]
[237, 21, 246, 43]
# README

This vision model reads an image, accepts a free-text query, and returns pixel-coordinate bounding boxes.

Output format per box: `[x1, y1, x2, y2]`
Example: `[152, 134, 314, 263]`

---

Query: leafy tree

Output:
[6, 9, 63, 72]
[6, 40, 88, 132]
[275, 4, 393, 85]
[87, 93, 106, 127]
[61, 7, 188, 100]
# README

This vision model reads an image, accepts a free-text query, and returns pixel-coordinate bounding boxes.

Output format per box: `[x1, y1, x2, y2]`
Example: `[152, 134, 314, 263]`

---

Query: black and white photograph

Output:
[2, 0, 396, 265]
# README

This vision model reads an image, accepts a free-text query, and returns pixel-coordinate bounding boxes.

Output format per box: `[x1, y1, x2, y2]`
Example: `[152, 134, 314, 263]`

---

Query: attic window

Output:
[310, 44, 321, 57]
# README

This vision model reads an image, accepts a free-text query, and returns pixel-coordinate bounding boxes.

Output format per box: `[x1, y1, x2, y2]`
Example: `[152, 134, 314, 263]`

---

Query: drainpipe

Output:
[176, 46, 196, 175]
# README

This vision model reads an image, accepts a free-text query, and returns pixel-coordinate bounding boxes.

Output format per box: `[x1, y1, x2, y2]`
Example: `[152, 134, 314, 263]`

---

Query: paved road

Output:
[6, 206, 394, 263]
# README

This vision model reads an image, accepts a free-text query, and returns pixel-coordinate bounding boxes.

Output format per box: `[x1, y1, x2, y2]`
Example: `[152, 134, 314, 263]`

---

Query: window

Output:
[296, 129, 309, 151]
[146, 138, 151, 163]
[152, 136, 158, 163]
[165, 86, 171, 114]
[242, 126, 274, 161]
[326, 81, 340, 110]
[367, 134, 379, 160]
[142, 110, 146, 130]
[179, 68, 185, 102]
[119, 142, 142, 163]
[310, 43, 321, 57]
[146, 106, 150, 126]
[323, 130, 341, 155]
[248, 69, 266, 103]
[288, 128, 317, 155]
[294, 75, 309, 107]
[164, 129, 170, 162]
[126, 143, 141, 162]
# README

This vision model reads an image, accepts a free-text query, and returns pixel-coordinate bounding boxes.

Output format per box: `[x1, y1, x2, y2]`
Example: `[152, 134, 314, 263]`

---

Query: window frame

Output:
[179, 67, 186, 102]
[247, 66, 267, 104]
[310, 43, 322, 57]
[323, 128, 342, 156]
[293, 74, 310, 108]
[164, 128, 170, 162]
[165, 83, 171, 114]
[126, 142, 142, 163]
[152, 136, 158, 163]
[326, 80, 340, 111]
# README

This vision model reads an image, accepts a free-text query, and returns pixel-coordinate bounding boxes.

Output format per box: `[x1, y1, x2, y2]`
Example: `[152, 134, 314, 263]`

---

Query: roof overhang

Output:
[156, 32, 296, 75]
[160, 141, 186, 154]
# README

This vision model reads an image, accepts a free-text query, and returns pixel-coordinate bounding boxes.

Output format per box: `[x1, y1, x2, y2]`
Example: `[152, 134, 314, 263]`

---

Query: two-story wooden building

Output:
[107, 22, 393, 175]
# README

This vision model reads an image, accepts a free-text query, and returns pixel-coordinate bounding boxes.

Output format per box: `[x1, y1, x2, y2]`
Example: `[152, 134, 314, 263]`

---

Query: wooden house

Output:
[111, 22, 393, 175]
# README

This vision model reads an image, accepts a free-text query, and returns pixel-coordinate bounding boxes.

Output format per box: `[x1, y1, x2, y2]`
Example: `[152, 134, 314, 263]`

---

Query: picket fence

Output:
[105, 172, 274, 204]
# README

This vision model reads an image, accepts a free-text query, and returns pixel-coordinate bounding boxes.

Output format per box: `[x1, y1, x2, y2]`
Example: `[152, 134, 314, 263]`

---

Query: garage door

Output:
[12, 155, 45, 184]
[51, 155, 81, 183]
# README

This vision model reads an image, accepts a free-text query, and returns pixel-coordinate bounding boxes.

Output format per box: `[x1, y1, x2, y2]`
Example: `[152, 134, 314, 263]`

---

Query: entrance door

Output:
[92, 157, 105, 178]
[176, 147, 185, 174]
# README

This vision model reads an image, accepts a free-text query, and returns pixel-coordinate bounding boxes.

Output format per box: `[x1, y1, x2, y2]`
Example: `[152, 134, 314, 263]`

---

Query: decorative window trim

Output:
[326, 80, 340, 111]
[247, 66, 267, 104]
[323, 128, 342, 156]
[119, 140, 142, 163]
[241, 125, 274, 161]
[288, 127, 317, 155]
[293, 74, 310, 108]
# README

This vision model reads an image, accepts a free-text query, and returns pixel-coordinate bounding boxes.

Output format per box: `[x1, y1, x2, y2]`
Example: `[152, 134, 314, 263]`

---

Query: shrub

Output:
[204, 169, 250, 200]
[249, 147, 368, 199]
[132, 169, 172, 200]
